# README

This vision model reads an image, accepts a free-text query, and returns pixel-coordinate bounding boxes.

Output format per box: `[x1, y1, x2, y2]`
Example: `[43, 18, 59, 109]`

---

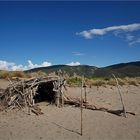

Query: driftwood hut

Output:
[0, 76, 66, 115]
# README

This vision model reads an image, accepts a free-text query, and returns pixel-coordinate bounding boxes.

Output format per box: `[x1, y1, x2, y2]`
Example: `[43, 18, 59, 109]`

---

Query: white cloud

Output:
[11, 65, 27, 71]
[72, 52, 85, 56]
[41, 61, 52, 67]
[67, 62, 80, 66]
[126, 34, 135, 41]
[27, 60, 52, 69]
[77, 23, 140, 39]
[129, 38, 140, 46]
[0, 60, 15, 70]
[0, 60, 52, 71]
[76, 31, 92, 39]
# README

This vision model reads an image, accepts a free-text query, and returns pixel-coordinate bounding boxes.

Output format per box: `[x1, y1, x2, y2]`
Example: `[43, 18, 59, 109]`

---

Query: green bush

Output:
[67, 77, 82, 86]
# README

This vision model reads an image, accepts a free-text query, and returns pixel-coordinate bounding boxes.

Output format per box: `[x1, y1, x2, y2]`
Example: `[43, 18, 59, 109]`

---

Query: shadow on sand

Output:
[51, 122, 81, 135]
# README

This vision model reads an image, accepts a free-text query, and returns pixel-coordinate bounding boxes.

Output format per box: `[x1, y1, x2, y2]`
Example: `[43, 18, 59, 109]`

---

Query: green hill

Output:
[26, 65, 97, 78]
[26, 61, 140, 78]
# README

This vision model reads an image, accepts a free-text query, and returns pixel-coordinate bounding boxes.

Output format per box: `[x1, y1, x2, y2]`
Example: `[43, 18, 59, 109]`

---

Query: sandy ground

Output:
[0, 79, 140, 140]
[0, 79, 10, 89]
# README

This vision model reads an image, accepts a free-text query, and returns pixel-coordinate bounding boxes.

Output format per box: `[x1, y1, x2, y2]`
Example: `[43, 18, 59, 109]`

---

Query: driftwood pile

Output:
[0, 76, 65, 115]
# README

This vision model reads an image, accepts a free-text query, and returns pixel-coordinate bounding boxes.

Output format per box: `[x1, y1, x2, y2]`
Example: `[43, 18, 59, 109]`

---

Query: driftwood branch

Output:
[64, 97, 135, 116]
[112, 74, 127, 117]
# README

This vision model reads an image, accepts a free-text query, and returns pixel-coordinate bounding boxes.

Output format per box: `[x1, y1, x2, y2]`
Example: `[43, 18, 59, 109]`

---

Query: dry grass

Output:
[106, 79, 116, 86]
[92, 80, 106, 87]
[29, 71, 47, 78]
[91, 77, 140, 87]
[0, 70, 139, 87]
[0, 70, 47, 80]
[11, 71, 27, 78]
[124, 77, 139, 86]
[79, 77, 140, 87]
[0, 71, 11, 79]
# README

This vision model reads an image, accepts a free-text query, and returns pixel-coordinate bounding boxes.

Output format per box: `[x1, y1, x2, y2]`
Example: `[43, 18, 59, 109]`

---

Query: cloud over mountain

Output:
[67, 62, 80, 66]
[0, 60, 81, 71]
[0, 60, 52, 71]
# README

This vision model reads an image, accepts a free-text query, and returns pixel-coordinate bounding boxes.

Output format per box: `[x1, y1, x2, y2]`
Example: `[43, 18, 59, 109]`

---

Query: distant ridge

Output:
[26, 61, 140, 77]
[27, 65, 98, 77]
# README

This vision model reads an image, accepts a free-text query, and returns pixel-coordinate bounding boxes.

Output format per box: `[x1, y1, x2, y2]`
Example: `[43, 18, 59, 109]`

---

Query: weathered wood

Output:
[55, 91, 60, 107]
[80, 76, 84, 136]
[0, 77, 65, 115]
[61, 90, 64, 107]
[112, 74, 127, 118]
[64, 98, 135, 116]
[31, 106, 43, 115]
[83, 82, 87, 109]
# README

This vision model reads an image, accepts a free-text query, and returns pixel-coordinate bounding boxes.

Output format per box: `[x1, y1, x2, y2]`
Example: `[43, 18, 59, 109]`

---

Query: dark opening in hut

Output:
[34, 81, 56, 103]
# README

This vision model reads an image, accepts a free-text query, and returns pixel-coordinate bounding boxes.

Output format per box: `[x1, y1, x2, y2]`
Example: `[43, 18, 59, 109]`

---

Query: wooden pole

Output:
[83, 81, 87, 109]
[80, 76, 84, 136]
[55, 91, 60, 107]
[112, 74, 127, 118]
[61, 89, 64, 107]
[28, 107, 31, 115]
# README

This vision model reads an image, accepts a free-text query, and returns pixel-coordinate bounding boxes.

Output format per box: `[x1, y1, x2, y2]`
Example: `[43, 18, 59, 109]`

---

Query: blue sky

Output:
[0, 1, 140, 70]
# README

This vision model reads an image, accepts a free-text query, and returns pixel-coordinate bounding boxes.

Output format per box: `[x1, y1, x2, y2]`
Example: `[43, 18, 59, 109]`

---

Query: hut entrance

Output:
[34, 81, 56, 103]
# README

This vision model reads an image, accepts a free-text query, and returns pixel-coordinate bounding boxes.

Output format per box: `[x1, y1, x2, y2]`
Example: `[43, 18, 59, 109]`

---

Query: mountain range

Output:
[26, 61, 140, 78]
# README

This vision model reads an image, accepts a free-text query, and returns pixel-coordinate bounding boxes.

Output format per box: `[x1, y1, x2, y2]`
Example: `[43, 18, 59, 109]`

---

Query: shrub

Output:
[67, 77, 82, 86]
[0, 71, 11, 79]
[127, 80, 138, 86]
[107, 79, 116, 86]
[36, 71, 47, 77]
[103, 77, 110, 81]
[124, 77, 139, 86]
[136, 77, 140, 84]
[92, 80, 106, 87]
[28, 71, 47, 78]
[11, 71, 26, 78]
[117, 78, 125, 86]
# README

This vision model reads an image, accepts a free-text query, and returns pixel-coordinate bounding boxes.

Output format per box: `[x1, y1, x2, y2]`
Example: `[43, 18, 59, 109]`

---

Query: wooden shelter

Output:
[0, 76, 66, 115]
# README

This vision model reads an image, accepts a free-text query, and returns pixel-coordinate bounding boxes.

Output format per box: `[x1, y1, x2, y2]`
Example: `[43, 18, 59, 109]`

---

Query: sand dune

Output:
[0, 80, 140, 140]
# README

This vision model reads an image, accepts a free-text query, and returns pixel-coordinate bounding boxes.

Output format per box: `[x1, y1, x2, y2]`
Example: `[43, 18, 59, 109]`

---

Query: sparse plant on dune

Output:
[117, 78, 125, 86]
[124, 77, 139, 86]
[0, 69, 140, 87]
[36, 71, 47, 77]
[128, 80, 138, 86]
[67, 76, 140, 87]
[92, 80, 106, 87]
[11, 71, 26, 78]
[67, 76, 82, 87]
[0, 71, 32, 79]
[0, 71, 11, 79]
[106, 78, 116, 86]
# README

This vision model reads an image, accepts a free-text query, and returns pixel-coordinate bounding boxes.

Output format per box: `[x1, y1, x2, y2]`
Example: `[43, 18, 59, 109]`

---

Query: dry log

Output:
[31, 106, 43, 115]
[0, 76, 65, 114]
[64, 98, 135, 116]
